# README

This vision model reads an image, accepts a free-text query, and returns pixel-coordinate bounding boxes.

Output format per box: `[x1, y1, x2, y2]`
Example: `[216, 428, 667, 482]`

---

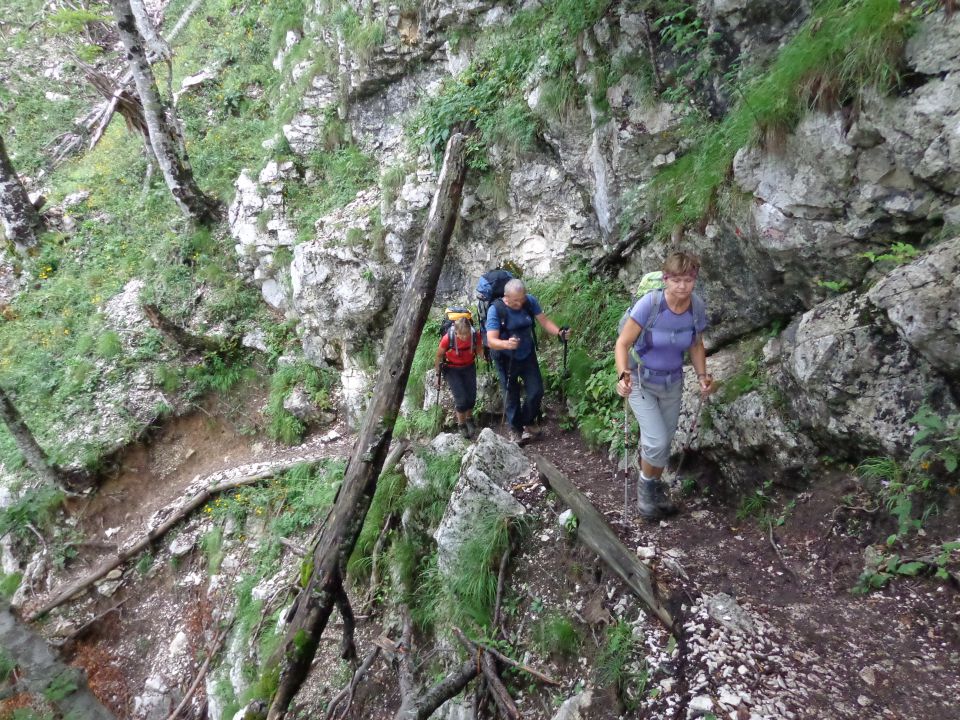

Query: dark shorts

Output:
[444, 364, 477, 412]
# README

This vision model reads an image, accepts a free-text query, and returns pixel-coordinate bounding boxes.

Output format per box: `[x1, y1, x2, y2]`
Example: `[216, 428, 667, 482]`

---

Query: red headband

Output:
[663, 269, 699, 280]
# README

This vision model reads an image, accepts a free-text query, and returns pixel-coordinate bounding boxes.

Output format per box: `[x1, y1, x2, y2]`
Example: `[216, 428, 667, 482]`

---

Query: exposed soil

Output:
[530, 414, 960, 720]
[16, 392, 959, 720]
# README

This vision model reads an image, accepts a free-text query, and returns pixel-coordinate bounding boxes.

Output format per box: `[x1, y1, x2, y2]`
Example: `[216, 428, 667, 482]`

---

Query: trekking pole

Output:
[623, 394, 630, 522]
[672, 393, 706, 482]
[499, 353, 514, 432]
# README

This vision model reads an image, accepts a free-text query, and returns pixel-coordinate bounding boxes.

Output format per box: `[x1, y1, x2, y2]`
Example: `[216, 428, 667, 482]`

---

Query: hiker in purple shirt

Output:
[614, 251, 715, 520]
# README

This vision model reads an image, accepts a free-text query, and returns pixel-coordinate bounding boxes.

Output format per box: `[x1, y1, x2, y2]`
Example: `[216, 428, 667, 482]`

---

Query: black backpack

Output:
[475, 269, 535, 360]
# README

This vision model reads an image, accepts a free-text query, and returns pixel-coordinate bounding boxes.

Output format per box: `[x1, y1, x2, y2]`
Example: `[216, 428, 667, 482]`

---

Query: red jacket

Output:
[440, 331, 481, 367]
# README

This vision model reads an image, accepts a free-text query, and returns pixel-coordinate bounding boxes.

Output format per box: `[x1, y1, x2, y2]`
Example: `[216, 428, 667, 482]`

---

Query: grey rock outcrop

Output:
[867, 238, 960, 378]
[434, 429, 528, 573]
[777, 292, 957, 456]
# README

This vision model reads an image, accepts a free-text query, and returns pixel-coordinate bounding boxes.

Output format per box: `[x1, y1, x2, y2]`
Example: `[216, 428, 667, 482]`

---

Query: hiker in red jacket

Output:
[435, 317, 482, 439]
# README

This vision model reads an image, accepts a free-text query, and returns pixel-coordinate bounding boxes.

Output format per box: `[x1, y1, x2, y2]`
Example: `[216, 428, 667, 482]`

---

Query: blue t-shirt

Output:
[486, 294, 544, 361]
[629, 292, 706, 372]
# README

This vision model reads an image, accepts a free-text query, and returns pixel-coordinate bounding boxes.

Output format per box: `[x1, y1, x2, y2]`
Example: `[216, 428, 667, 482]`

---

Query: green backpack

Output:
[617, 271, 707, 368]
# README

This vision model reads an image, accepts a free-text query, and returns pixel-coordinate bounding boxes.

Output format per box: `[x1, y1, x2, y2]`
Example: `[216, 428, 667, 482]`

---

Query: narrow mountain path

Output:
[531, 416, 960, 720]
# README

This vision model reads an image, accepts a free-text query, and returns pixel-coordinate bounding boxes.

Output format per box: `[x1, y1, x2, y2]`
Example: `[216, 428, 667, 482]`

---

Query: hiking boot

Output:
[458, 423, 471, 439]
[649, 480, 678, 516]
[525, 423, 543, 438]
[507, 427, 523, 444]
[465, 419, 478, 439]
[637, 479, 665, 521]
[520, 429, 534, 444]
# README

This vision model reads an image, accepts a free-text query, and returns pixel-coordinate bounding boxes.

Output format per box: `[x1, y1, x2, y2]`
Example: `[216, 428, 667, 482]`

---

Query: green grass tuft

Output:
[532, 613, 581, 657]
[644, 0, 911, 238]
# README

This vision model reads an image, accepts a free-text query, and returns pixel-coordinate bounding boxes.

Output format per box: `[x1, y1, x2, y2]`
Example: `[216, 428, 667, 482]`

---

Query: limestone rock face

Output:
[673, 344, 815, 488]
[228, 161, 298, 313]
[867, 237, 960, 377]
[777, 292, 957, 456]
[224, 2, 960, 464]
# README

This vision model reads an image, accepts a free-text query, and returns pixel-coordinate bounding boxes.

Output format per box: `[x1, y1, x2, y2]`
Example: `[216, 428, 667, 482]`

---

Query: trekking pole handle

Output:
[558, 326, 570, 342]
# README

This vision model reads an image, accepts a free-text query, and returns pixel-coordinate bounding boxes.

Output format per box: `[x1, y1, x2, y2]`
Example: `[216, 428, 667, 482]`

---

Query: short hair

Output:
[453, 317, 472, 334]
[504, 278, 526, 295]
[662, 251, 701, 276]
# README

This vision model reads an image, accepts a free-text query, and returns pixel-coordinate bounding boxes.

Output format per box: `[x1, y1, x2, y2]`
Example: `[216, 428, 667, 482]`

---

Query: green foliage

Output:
[532, 614, 580, 658]
[434, 511, 513, 631]
[850, 545, 955, 594]
[0, 106, 264, 470]
[401, 314, 442, 418]
[717, 355, 763, 405]
[135, 552, 154, 577]
[184, 351, 256, 399]
[817, 278, 852, 294]
[909, 406, 960, 474]
[410, 0, 611, 168]
[528, 266, 638, 451]
[201, 527, 224, 573]
[96, 331, 123, 358]
[735, 479, 787, 524]
[856, 405, 958, 545]
[0, 645, 16, 682]
[0, 485, 65, 541]
[644, 0, 911, 238]
[0, 572, 22, 599]
[43, 670, 80, 702]
[402, 450, 462, 528]
[204, 461, 342, 543]
[284, 146, 378, 242]
[265, 362, 336, 444]
[347, 469, 406, 580]
[380, 162, 411, 207]
[653, 1, 720, 106]
[46, 7, 110, 34]
[860, 241, 920, 268]
[330, 6, 387, 61]
[595, 621, 647, 711]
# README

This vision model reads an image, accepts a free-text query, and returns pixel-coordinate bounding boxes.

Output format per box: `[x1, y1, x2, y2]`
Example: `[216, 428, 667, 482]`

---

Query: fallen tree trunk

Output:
[530, 453, 673, 628]
[27, 459, 318, 621]
[264, 132, 468, 719]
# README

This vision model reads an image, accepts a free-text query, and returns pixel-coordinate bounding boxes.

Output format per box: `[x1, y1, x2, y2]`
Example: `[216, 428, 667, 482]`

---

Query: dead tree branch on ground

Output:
[27, 460, 319, 621]
[453, 630, 519, 720]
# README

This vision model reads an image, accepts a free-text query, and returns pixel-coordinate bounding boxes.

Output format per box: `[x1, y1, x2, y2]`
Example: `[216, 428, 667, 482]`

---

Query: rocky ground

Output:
[5, 393, 957, 720]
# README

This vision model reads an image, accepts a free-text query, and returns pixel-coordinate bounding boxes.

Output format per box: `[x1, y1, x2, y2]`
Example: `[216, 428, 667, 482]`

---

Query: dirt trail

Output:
[532, 418, 960, 720]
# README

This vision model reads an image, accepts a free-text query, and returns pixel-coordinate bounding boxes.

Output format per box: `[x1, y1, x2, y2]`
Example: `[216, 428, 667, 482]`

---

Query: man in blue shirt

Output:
[486, 279, 571, 443]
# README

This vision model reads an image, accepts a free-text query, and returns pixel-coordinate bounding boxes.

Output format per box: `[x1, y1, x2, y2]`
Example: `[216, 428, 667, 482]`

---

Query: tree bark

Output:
[264, 132, 468, 720]
[108, 0, 220, 224]
[129, 0, 171, 61]
[531, 452, 674, 628]
[0, 133, 42, 255]
[0, 386, 62, 488]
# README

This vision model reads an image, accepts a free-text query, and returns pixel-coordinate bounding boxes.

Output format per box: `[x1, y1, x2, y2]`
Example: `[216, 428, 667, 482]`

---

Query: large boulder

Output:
[867, 236, 960, 378]
[433, 429, 528, 572]
[676, 343, 816, 488]
[776, 292, 957, 456]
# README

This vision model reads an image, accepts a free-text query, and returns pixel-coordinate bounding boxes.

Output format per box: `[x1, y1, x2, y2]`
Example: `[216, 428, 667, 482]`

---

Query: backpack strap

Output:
[491, 298, 538, 352]
[691, 293, 708, 336]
